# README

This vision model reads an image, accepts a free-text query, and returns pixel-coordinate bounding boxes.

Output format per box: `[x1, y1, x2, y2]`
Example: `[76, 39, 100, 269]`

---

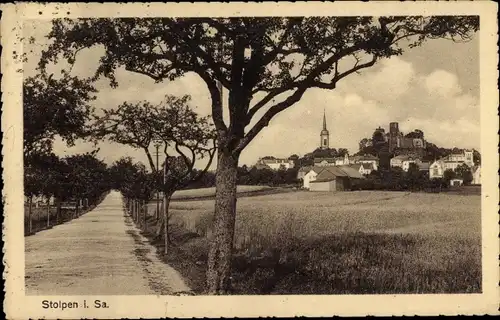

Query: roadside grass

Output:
[134, 190, 481, 294]
[24, 206, 73, 236]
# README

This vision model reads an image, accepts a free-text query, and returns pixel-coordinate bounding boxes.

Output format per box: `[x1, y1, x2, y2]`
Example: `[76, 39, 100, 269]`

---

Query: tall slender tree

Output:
[41, 16, 479, 293]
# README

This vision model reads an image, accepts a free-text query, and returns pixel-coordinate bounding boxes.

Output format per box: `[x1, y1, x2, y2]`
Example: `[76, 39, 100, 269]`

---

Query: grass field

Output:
[169, 185, 282, 201]
[139, 190, 481, 294]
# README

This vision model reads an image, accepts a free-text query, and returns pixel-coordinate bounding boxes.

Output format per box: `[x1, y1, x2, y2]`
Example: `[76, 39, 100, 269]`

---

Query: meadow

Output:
[169, 185, 281, 201]
[142, 190, 481, 294]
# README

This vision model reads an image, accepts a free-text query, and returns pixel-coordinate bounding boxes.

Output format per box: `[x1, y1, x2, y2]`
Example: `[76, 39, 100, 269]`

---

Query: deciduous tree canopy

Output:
[23, 73, 97, 159]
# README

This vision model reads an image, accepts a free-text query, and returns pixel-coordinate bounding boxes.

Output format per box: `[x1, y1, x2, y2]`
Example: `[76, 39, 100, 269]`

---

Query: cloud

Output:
[337, 56, 416, 103]
[424, 69, 461, 97]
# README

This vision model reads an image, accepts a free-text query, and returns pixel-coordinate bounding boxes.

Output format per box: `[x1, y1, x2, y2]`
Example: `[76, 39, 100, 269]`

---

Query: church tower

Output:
[320, 110, 330, 149]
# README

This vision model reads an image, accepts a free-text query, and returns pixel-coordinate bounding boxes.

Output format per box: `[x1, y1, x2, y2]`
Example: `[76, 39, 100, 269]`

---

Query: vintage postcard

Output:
[2, 1, 499, 319]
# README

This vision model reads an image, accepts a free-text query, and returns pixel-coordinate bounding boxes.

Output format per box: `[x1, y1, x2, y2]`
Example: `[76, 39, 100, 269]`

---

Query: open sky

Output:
[23, 19, 480, 170]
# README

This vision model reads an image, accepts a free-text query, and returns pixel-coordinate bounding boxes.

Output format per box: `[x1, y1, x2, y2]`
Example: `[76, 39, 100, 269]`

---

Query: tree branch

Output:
[311, 55, 377, 89]
[236, 86, 308, 153]
[197, 70, 227, 133]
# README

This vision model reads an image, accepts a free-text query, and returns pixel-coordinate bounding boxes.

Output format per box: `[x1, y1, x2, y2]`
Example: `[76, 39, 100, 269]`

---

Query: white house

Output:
[450, 178, 464, 187]
[429, 160, 444, 179]
[390, 155, 407, 169]
[447, 149, 474, 167]
[402, 158, 422, 172]
[391, 155, 422, 172]
[255, 157, 295, 170]
[314, 158, 336, 167]
[350, 163, 374, 175]
[335, 154, 351, 166]
[297, 166, 312, 181]
[429, 150, 475, 179]
[354, 155, 379, 171]
[359, 163, 374, 175]
[302, 167, 323, 189]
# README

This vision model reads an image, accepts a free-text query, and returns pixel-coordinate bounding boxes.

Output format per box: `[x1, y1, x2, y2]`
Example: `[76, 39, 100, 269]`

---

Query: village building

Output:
[297, 166, 313, 181]
[302, 166, 323, 189]
[418, 162, 431, 173]
[254, 157, 295, 170]
[308, 165, 365, 192]
[314, 157, 336, 167]
[390, 154, 422, 172]
[350, 163, 375, 175]
[353, 154, 379, 171]
[315, 153, 380, 170]
[429, 149, 474, 179]
[450, 178, 464, 187]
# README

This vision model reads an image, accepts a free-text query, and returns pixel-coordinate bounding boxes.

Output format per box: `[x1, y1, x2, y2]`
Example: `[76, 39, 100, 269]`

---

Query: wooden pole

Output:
[144, 200, 147, 230]
[76, 199, 80, 218]
[133, 200, 136, 221]
[28, 196, 33, 234]
[46, 197, 50, 228]
[135, 199, 138, 222]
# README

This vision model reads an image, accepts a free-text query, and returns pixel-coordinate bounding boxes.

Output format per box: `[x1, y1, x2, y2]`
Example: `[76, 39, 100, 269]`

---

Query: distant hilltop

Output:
[360, 122, 426, 154]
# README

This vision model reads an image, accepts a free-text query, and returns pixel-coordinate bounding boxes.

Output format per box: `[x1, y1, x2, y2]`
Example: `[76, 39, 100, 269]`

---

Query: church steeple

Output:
[323, 109, 327, 131]
[320, 109, 330, 150]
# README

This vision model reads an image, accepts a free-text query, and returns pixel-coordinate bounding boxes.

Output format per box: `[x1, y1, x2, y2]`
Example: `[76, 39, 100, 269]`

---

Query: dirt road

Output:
[25, 191, 191, 295]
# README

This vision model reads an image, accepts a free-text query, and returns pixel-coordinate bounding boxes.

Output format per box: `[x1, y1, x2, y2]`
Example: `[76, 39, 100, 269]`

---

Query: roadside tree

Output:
[93, 95, 216, 254]
[23, 73, 96, 161]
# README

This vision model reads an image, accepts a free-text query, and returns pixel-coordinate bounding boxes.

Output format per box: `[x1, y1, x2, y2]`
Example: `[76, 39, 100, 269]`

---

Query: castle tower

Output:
[389, 122, 400, 152]
[320, 110, 329, 149]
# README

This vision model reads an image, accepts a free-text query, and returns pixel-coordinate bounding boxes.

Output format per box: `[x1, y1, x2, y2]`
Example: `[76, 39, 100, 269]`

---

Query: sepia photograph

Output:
[2, 2, 499, 319]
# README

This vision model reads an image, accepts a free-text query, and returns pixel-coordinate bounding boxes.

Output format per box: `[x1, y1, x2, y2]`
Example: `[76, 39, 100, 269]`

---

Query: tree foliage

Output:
[63, 151, 110, 203]
[92, 94, 217, 193]
[109, 157, 156, 200]
[25, 150, 110, 209]
[455, 163, 473, 185]
[40, 16, 478, 153]
[23, 73, 97, 159]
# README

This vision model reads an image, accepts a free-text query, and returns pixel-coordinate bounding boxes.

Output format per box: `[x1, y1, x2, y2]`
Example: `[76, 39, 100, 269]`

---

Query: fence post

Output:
[143, 200, 147, 230]
[28, 196, 33, 234]
[46, 198, 50, 228]
[134, 199, 138, 222]
[132, 199, 135, 221]
[76, 199, 80, 218]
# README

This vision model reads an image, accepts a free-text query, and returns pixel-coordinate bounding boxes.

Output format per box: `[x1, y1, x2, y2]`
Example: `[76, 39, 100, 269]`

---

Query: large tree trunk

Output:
[206, 150, 239, 294]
